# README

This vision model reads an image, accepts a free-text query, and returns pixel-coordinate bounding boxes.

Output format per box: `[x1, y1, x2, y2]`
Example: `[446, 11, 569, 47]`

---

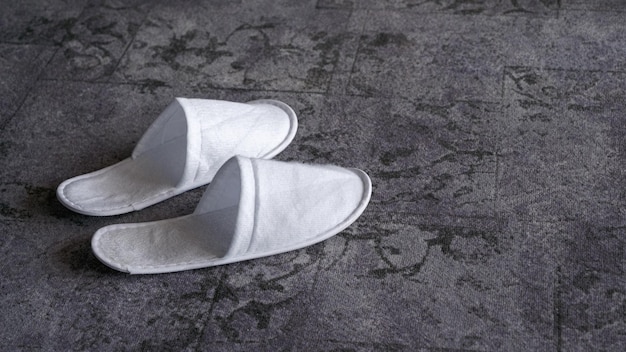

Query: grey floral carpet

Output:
[1, 0, 625, 351]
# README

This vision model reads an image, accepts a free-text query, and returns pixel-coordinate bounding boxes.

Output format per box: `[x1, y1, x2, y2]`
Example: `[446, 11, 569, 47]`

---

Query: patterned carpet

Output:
[1, 0, 625, 350]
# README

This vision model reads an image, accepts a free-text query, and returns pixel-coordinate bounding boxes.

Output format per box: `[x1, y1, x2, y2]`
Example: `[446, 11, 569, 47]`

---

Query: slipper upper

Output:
[194, 156, 371, 261]
[132, 98, 294, 189]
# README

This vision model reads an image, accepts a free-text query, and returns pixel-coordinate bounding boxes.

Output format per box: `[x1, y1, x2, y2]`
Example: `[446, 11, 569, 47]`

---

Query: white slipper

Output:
[91, 156, 371, 274]
[57, 98, 297, 216]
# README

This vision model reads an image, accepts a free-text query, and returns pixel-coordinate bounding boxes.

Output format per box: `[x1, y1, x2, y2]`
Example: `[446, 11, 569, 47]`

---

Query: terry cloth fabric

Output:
[56, 98, 297, 216]
[91, 156, 372, 274]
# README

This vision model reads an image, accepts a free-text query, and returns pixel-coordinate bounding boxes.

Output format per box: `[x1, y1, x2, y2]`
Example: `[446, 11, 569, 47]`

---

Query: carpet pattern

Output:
[1, 0, 625, 351]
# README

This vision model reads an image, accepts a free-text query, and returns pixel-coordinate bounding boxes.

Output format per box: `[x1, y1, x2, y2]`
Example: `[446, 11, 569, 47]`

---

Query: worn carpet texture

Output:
[1, 0, 625, 351]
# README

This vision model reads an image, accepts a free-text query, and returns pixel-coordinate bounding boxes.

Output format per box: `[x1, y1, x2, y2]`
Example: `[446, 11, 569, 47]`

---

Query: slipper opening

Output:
[92, 157, 247, 273]
[131, 99, 189, 186]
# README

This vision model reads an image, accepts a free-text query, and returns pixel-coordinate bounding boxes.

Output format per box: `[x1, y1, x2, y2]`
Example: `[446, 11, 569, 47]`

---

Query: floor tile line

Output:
[345, 10, 369, 95]
[503, 64, 626, 75]
[191, 268, 227, 351]
[325, 8, 363, 95]
[0, 46, 61, 131]
[354, 7, 558, 18]
[560, 8, 626, 14]
[0, 41, 59, 47]
[105, 5, 152, 85]
[553, 265, 564, 352]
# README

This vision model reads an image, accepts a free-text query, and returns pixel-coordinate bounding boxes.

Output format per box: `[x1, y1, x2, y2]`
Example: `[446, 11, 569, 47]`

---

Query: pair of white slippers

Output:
[57, 98, 371, 274]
